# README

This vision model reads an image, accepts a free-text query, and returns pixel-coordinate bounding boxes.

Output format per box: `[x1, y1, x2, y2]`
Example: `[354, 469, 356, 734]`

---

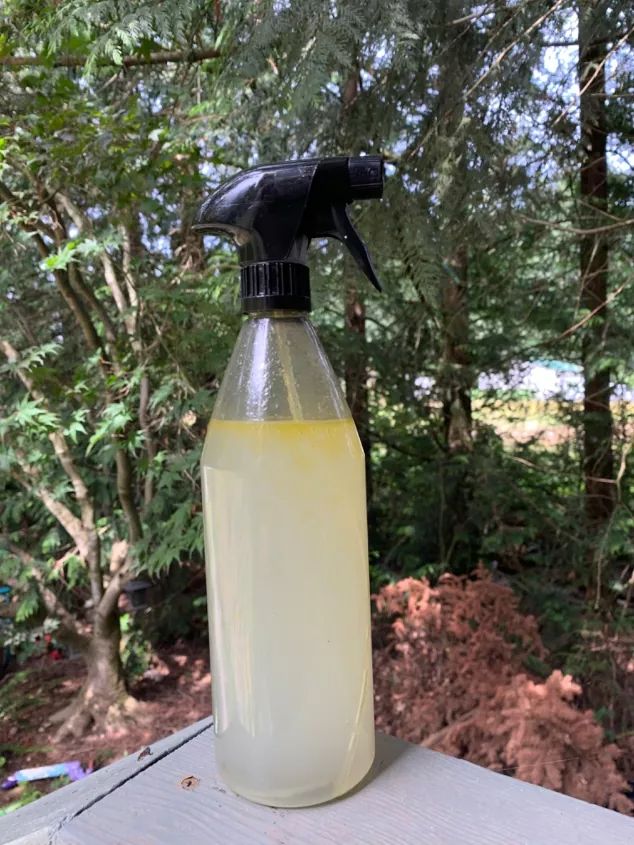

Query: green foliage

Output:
[0, 0, 632, 775]
[42, 234, 121, 272]
[119, 612, 151, 680]
[0, 671, 29, 721]
[3, 620, 60, 663]
[0, 784, 43, 816]
[143, 564, 208, 643]
[14, 588, 39, 623]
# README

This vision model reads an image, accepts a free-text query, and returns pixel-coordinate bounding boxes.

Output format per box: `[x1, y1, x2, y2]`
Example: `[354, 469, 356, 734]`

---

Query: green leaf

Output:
[42, 240, 81, 271]
[86, 402, 132, 454]
[15, 588, 40, 623]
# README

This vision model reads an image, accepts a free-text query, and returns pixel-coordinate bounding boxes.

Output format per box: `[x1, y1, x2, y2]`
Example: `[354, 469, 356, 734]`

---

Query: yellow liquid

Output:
[201, 418, 375, 806]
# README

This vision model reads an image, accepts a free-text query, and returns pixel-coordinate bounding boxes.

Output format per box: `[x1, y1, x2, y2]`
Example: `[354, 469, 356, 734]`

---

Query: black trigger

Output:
[331, 205, 383, 292]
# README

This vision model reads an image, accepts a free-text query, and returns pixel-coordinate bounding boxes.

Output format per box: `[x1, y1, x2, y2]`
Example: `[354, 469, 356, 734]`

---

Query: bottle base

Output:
[220, 749, 375, 808]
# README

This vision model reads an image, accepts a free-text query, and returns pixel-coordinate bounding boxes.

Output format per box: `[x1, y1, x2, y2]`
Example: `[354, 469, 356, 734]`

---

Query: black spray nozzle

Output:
[194, 155, 384, 312]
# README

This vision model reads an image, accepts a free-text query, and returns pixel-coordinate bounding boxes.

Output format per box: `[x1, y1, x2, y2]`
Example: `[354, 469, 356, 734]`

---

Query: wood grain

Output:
[33, 724, 634, 845]
[0, 719, 211, 845]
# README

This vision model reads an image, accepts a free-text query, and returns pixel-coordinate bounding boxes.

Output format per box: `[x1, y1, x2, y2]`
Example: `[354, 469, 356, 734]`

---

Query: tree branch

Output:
[139, 373, 156, 508]
[2, 340, 105, 604]
[2, 180, 120, 367]
[4, 179, 144, 569]
[0, 47, 221, 70]
[37, 214, 145, 548]
[68, 262, 118, 346]
[422, 709, 479, 750]
[115, 448, 143, 543]
[33, 481, 88, 553]
[27, 477, 104, 606]
[520, 214, 634, 236]
[101, 252, 137, 337]
[96, 540, 130, 624]
[543, 29, 633, 47]
[35, 231, 104, 354]
[1, 539, 89, 652]
[121, 219, 140, 318]
[55, 192, 135, 337]
[1, 340, 95, 528]
[466, 0, 567, 98]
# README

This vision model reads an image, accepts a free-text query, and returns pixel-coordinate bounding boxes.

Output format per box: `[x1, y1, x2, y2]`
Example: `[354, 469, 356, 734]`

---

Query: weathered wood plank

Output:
[0, 719, 211, 845]
[58, 728, 632, 845]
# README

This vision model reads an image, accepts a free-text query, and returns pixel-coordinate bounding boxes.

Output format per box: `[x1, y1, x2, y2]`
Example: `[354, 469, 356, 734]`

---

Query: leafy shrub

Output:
[119, 613, 152, 681]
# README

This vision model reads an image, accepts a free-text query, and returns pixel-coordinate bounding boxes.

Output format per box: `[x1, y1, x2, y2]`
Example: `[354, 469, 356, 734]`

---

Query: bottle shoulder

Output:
[212, 316, 350, 422]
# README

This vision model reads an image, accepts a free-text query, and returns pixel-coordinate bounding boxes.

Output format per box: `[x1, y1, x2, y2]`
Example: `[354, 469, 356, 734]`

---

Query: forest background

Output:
[0, 0, 632, 815]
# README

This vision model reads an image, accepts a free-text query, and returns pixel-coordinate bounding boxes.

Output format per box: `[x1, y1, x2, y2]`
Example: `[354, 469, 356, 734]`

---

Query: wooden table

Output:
[1, 718, 631, 844]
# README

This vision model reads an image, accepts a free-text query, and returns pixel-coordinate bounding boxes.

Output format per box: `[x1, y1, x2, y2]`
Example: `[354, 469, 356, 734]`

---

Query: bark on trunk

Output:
[579, 0, 614, 528]
[173, 194, 205, 272]
[52, 605, 132, 739]
[440, 244, 472, 454]
[340, 67, 374, 509]
[3, 185, 144, 738]
[435, 5, 474, 569]
[344, 278, 373, 504]
[438, 245, 473, 569]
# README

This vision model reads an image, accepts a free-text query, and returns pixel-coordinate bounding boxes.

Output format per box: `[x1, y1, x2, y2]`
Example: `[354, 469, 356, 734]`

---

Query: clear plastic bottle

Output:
[201, 311, 375, 807]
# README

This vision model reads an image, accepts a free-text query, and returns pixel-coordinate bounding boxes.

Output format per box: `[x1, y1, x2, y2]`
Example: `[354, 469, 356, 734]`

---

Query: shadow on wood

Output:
[340, 732, 410, 802]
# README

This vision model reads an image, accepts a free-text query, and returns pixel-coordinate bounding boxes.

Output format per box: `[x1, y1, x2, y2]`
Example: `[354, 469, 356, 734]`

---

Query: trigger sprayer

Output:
[195, 156, 384, 807]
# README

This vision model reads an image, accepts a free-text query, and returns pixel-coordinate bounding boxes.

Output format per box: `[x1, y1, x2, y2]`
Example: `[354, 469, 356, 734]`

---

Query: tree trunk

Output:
[3, 185, 143, 738]
[435, 5, 474, 569]
[340, 67, 374, 509]
[53, 606, 133, 739]
[438, 245, 473, 570]
[173, 194, 205, 272]
[344, 277, 373, 504]
[440, 244, 472, 454]
[578, 0, 614, 529]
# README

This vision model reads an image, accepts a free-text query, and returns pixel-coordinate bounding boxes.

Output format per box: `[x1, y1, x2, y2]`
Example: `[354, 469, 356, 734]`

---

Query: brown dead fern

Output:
[372, 566, 632, 813]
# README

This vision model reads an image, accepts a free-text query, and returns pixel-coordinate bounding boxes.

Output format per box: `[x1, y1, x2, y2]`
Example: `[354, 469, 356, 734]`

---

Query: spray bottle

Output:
[195, 155, 384, 807]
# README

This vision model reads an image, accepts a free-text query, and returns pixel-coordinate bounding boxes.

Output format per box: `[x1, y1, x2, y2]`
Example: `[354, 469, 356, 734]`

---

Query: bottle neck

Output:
[240, 261, 311, 314]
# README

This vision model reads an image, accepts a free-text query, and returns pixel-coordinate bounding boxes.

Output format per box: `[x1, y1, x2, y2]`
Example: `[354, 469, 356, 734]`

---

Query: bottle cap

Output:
[194, 155, 384, 313]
